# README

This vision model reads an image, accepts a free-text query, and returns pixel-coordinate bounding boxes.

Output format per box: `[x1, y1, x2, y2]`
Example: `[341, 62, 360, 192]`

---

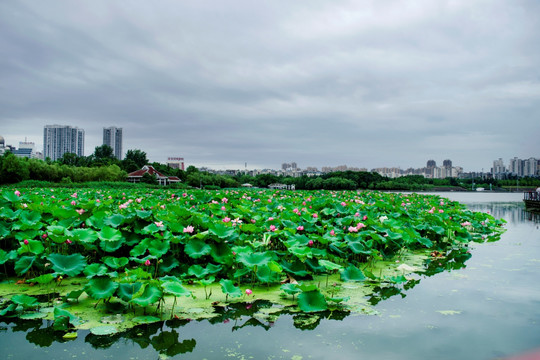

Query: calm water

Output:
[1, 192, 539, 360]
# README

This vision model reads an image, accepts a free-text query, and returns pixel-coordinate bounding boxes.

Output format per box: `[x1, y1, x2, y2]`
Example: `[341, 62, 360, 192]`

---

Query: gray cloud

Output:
[1, 0, 539, 171]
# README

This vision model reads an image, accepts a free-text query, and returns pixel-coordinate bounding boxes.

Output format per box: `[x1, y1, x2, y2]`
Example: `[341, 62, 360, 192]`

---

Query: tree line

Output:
[1, 147, 539, 190]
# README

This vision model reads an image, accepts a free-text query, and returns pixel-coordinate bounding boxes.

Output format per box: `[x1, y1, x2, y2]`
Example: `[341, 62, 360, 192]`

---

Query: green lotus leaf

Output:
[99, 239, 124, 252]
[142, 223, 162, 234]
[84, 263, 109, 278]
[47, 225, 65, 236]
[188, 264, 209, 278]
[162, 281, 191, 297]
[348, 241, 373, 255]
[20, 312, 47, 320]
[209, 223, 237, 240]
[219, 279, 242, 298]
[90, 325, 119, 335]
[136, 209, 153, 219]
[3, 191, 22, 203]
[297, 289, 328, 312]
[148, 239, 170, 258]
[98, 226, 123, 242]
[48, 253, 87, 277]
[84, 277, 119, 300]
[11, 294, 39, 308]
[280, 260, 309, 277]
[64, 289, 84, 302]
[71, 229, 98, 244]
[196, 276, 215, 287]
[0, 222, 10, 238]
[18, 239, 45, 256]
[117, 282, 143, 302]
[209, 243, 233, 264]
[159, 256, 180, 273]
[268, 260, 283, 273]
[184, 239, 212, 259]
[233, 267, 251, 279]
[289, 246, 313, 260]
[256, 265, 280, 284]
[318, 259, 344, 272]
[280, 283, 301, 296]
[130, 283, 163, 307]
[27, 273, 55, 284]
[132, 315, 161, 324]
[416, 237, 433, 247]
[104, 214, 126, 228]
[20, 211, 42, 227]
[125, 267, 152, 281]
[14, 255, 35, 275]
[103, 256, 129, 269]
[0, 208, 19, 221]
[236, 251, 273, 268]
[340, 265, 366, 282]
[53, 307, 81, 330]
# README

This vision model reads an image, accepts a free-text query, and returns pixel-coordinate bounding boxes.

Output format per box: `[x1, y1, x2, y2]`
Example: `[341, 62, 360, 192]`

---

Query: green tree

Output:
[141, 172, 158, 185]
[0, 153, 30, 184]
[124, 149, 148, 169]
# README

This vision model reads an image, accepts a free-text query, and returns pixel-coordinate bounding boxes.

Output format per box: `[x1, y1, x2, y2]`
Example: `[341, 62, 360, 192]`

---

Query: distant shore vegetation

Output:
[1, 147, 539, 191]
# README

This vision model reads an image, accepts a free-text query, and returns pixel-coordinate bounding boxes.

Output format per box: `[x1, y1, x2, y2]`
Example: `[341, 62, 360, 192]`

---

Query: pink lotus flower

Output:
[356, 222, 366, 229]
[71, 200, 76, 206]
[268, 217, 274, 221]
[76, 209, 85, 215]
[183, 225, 194, 233]
[363, 215, 368, 221]
[439, 209, 444, 213]
[269, 225, 276, 232]
[160, 205, 165, 209]
[14, 190, 21, 197]
[23, 239, 29, 245]
[428, 207, 435, 214]
[308, 240, 314, 246]
[341, 202, 347, 206]
[136, 198, 142, 203]
[297, 225, 304, 231]
[144, 259, 151, 266]
[223, 217, 231, 223]
[348, 226, 358, 233]
[461, 221, 472, 226]
[313, 213, 318, 218]
[354, 212, 360, 217]
[330, 230, 335, 236]
[221, 206, 226, 211]
[71, 193, 77, 198]
[245, 289, 252, 295]
[155, 221, 164, 227]
[222, 197, 228, 203]
[42, 233, 47, 239]
[66, 239, 72, 244]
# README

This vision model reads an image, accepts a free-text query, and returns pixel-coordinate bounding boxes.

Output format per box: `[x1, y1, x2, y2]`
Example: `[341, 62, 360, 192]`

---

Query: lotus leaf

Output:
[11, 294, 39, 308]
[18, 239, 44, 256]
[84, 263, 109, 278]
[14, 255, 35, 275]
[219, 279, 242, 298]
[130, 283, 163, 307]
[340, 265, 366, 282]
[103, 256, 129, 269]
[71, 229, 98, 244]
[184, 239, 212, 259]
[98, 226, 123, 242]
[84, 277, 119, 300]
[117, 282, 143, 302]
[148, 239, 170, 258]
[236, 251, 273, 268]
[48, 253, 87, 277]
[90, 325, 119, 335]
[297, 289, 328, 312]
[103, 214, 126, 228]
[162, 281, 191, 297]
[27, 273, 55, 284]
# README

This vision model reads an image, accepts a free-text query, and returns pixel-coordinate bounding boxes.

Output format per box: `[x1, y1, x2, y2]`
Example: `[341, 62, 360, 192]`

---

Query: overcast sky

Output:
[1, 0, 539, 171]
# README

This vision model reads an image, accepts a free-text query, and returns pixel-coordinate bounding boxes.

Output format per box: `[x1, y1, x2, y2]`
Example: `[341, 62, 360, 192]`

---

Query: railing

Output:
[524, 191, 540, 201]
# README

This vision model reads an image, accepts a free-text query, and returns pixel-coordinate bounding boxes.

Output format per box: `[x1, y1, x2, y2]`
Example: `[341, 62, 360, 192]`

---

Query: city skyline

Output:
[1, 1, 539, 171]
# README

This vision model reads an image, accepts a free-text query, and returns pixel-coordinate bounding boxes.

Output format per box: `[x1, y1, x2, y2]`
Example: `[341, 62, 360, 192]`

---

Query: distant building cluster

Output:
[0, 136, 43, 159]
[492, 157, 540, 179]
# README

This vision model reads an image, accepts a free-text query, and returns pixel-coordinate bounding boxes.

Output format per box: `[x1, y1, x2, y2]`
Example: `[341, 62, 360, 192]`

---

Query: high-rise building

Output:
[43, 125, 85, 161]
[103, 126, 123, 160]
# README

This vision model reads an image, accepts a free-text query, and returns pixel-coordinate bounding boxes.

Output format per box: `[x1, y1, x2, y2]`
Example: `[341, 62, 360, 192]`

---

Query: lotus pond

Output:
[1, 189, 537, 359]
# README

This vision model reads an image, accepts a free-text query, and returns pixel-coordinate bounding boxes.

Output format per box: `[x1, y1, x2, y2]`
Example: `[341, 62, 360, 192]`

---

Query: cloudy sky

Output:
[1, 0, 539, 171]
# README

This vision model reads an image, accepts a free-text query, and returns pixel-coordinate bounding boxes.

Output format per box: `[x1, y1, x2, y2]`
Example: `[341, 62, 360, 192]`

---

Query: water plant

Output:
[0, 188, 505, 332]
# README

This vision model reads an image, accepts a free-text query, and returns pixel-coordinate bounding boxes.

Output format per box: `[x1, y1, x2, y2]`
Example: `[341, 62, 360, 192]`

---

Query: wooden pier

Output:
[524, 191, 540, 212]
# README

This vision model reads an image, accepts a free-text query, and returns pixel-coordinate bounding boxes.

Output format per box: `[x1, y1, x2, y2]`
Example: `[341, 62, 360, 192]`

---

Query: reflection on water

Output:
[1, 193, 539, 360]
